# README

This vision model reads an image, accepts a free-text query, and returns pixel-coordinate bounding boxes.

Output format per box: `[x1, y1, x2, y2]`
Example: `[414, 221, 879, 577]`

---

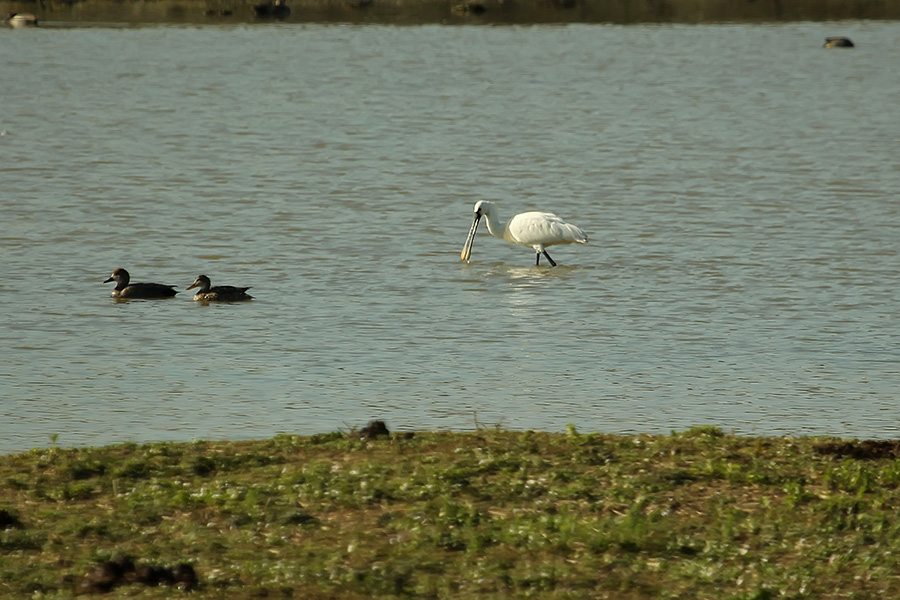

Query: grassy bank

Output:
[2, 426, 900, 598]
[4, 0, 900, 25]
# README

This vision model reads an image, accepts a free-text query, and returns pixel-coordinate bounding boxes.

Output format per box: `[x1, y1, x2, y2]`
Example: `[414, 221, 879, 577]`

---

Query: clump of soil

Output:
[359, 420, 391, 439]
[76, 555, 199, 594]
[0, 509, 23, 529]
[815, 440, 900, 460]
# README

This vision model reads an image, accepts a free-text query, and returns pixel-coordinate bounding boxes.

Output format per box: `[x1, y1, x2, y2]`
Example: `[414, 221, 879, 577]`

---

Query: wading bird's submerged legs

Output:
[537, 250, 557, 267]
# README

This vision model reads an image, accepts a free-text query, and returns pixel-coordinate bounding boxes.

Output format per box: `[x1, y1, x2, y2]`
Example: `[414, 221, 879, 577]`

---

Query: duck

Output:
[104, 268, 178, 299]
[187, 274, 253, 302]
[824, 36, 854, 48]
[252, 0, 290, 18]
[4, 11, 38, 27]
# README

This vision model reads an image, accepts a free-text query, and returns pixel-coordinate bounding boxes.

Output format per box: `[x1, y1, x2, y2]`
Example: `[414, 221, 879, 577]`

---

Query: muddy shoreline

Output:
[4, 0, 899, 25]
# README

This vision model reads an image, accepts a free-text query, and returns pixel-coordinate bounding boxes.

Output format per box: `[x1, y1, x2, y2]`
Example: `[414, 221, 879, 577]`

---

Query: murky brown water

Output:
[2, 22, 899, 453]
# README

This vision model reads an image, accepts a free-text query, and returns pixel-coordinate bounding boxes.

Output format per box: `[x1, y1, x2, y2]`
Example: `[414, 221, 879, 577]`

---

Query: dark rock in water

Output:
[253, 0, 291, 18]
[824, 36, 854, 48]
[360, 420, 390, 439]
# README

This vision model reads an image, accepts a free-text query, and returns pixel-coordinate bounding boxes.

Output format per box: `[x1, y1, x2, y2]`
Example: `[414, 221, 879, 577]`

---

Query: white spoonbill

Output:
[460, 201, 588, 267]
[4, 11, 38, 27]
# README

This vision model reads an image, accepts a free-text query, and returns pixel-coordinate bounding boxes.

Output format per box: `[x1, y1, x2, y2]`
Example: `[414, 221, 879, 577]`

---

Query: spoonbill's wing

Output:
[506, 211, 588, 247]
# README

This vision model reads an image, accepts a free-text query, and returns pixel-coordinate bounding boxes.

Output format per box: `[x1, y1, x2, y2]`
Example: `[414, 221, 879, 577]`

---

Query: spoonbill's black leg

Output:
[542, 250, 557, 267]
[536, 252, 541, 266]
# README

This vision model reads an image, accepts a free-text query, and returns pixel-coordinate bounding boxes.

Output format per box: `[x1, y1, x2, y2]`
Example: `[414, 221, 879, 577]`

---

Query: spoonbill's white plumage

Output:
[460, 200, 588, 267]
[4, 11, 38, 27]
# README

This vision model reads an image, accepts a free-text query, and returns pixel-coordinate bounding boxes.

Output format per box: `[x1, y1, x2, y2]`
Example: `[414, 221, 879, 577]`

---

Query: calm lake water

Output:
[2, 21, 899, 453]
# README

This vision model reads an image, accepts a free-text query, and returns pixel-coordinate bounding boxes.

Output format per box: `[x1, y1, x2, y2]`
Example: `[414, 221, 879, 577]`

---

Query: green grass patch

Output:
[2, 427, 900, 598]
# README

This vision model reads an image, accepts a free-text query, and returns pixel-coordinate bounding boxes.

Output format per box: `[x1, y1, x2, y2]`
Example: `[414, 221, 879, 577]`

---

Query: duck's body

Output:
[461, 201, 588, 266]
[104, 268, 178, 299]
[187, 274, 252, 302]
[824, 36, 854, 48]
[5, 11, 38, 27]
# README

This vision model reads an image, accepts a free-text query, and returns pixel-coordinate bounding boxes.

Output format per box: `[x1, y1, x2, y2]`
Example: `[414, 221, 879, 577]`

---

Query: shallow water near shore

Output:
[1, 21, 899, 453]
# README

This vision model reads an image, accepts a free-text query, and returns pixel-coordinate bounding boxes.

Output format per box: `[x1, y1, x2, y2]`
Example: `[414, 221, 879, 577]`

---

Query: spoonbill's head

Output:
[461, 201, 493, 262]
[187, 274, 211, 291]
